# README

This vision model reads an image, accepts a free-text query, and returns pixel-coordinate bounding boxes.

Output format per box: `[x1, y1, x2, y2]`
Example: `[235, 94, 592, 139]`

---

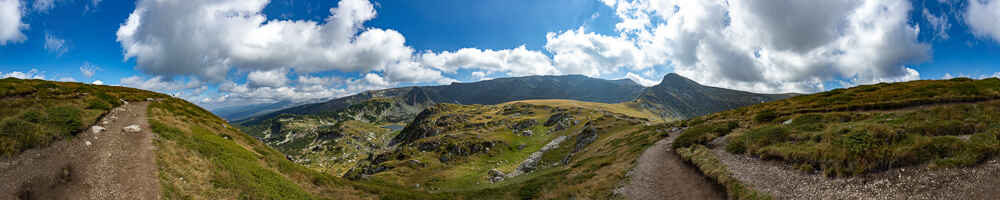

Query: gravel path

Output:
[0, 102, 160, 200]
[621, 130, 726, 200]
[712, 145, 1000, 199]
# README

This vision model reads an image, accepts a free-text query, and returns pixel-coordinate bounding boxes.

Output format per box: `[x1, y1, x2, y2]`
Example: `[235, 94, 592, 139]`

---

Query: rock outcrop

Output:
[507, 135, 568, 177]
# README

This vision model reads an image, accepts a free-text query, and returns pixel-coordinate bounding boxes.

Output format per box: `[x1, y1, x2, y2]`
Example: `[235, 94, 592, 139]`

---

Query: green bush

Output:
[86, 100, 111, 110]
[742, 126, 789, 151]
[906, 120, 977, 136]
[45, 106, 82, 135]
[754, 110, 778, 123]
[20, 110, 44, 123]
[0, 118, 41, 155]
[673, 121, 739, 149]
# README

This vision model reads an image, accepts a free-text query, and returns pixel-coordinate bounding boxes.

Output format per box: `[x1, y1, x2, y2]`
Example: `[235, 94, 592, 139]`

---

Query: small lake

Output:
[382, 125, 405, 132]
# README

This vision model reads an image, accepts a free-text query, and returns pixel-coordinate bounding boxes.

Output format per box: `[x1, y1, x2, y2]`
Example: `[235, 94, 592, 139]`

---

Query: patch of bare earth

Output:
[710, 143, 1000, 199]
[620, 129, 726, 200]
[0, 102, 160, 199]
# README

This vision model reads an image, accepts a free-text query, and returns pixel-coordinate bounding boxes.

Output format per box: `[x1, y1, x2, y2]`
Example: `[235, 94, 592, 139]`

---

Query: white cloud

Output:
[80, 62, 99, 78]
[470, 71, 489, 81]
[966, 0, 1000, 43]
[247, 69, 289, 88]
[57, 77, 77, 82]
[625, 72, 658, 87]
[419, 45, 558, 77]
[596, 0, 930, 93]
[117, 0, 414, 82]
[544, 28, 653, 77]
[84, 0, 102, 13]
[44, 33, 68, 56]
[0, 0, 27, 45]
[91, 80, 103, 85]
[923, 8, 951, 40]
[32, 0, 55, 12]
[120, 76, 202, 92]
[942, 73, 954, 80]
[2, 69, 45, 80]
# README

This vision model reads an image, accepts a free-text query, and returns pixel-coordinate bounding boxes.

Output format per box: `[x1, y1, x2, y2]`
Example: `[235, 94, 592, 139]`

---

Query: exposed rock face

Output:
[488, 169, 506, 183]
[545, 111, 577, 132]
[573, 125, 599, 154]
[389, 106, 444, 146]
[510, 119, 538, 132]
[508, 135, 568, 177]
[123, 125, 142, 133]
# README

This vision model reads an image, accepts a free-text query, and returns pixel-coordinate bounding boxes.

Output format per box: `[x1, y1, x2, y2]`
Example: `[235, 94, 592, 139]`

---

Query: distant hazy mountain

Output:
[235, 75, 646, 124]
[634, 73, 797, 119]
[211, 100, 300, 121]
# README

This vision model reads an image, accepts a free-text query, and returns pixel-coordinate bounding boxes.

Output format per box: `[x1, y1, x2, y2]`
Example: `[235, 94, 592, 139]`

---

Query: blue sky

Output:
[1, 0, 999, 109]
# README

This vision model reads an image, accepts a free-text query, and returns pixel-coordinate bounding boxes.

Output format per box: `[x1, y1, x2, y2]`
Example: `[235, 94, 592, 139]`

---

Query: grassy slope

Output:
[504, 99, 668, 122]
[349, 102, 669, 199]
[0, 78, 434, 199]
[0, 78, 168, 156]
[150, 96, 441, 199]
[671, 78, 1000, 199]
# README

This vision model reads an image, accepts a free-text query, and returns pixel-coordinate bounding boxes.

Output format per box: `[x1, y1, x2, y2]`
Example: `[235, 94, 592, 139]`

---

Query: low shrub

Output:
[673, 121, 739, 149]
[754, 110, 778, 123]
[86, 100, 111, 110]
[45, 106, 82, 135]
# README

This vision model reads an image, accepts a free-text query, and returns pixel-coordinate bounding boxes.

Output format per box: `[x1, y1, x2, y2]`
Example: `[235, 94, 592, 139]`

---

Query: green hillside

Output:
[672, 77, 1000, 198]
[0, 78, 436, 199]
[0, 78, 166, 156]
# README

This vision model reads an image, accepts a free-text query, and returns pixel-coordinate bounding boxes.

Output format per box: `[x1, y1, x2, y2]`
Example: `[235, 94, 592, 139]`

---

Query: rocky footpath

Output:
[711, 140, 1000, 199]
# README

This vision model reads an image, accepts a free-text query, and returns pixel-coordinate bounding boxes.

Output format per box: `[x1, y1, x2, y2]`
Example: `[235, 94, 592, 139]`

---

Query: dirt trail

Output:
[712, 146, 1000, 199]
[621, 130, 726, 200]
[0, 102, 160, 200]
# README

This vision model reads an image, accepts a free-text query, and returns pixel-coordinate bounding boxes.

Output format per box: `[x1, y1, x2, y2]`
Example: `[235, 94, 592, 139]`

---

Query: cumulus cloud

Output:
[247, 69, 289, 88]
[0, 0, 27, 45]
[79, 62, 99, 78]
[120, 76, 202, 93]
[2, 69, 45, 79]
[419, 45, 558, 77]
[625, 72, 658, 87]
[966, 0, 1000, 43]
[594, 0, 930, 93]
[91, 80, 103, 85]
[544, 28, 653, 77]
[117, 0, 413, 82]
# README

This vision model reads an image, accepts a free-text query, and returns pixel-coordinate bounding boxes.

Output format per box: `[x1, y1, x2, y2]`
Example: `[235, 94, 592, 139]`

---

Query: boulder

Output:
[91, 126, 106, 134]
[488, 169, 506, 183]
[520, 130, 534, 136]
[123, 125, 142, 133]
[510, 119, 538, 131]
[508, 135, 568, 177]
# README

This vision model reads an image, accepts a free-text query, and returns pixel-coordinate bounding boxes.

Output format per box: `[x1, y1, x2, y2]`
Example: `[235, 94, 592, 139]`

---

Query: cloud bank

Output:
[115, 0, 938, 107]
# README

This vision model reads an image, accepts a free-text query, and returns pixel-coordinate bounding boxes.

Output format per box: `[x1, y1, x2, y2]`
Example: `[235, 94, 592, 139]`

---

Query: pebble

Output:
[123, 125, 143, 133]
[85, 141, 92, 146]
[91, 126, 106, 134]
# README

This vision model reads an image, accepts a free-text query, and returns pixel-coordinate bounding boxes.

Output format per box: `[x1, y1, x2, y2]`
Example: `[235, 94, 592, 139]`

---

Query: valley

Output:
[3, 74, 1000, 199]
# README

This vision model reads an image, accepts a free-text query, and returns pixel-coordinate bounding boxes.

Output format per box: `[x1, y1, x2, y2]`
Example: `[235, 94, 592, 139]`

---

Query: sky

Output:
[1, 0, 999, 110]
